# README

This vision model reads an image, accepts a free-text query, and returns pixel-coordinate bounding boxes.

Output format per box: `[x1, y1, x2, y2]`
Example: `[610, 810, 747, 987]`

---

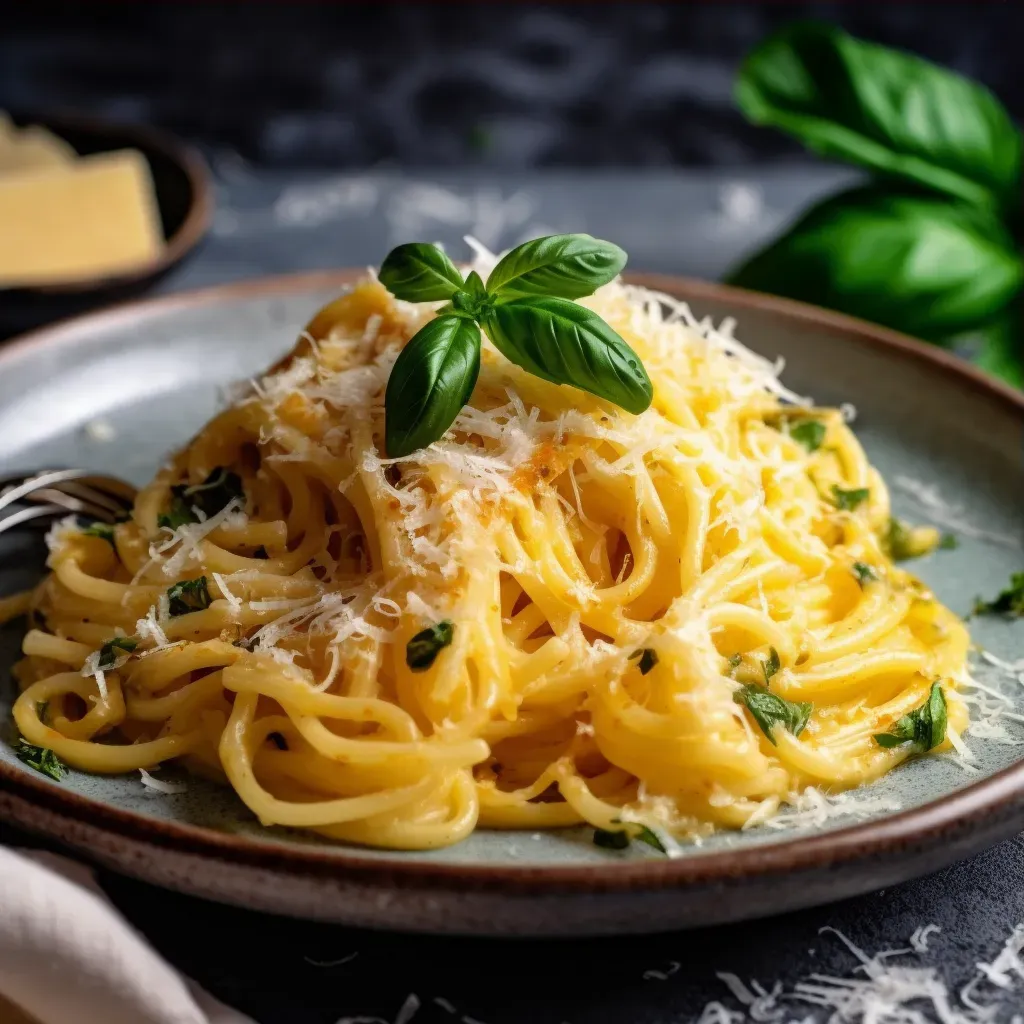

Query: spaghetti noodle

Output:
[9, 261, 970, 850]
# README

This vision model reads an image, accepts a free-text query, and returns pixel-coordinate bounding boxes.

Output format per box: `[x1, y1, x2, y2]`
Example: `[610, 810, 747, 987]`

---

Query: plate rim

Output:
[0, 268, 1022, 895]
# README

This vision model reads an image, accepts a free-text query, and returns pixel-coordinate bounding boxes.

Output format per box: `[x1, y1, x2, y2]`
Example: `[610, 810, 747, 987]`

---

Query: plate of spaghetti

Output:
[0, 235, 1021, 936]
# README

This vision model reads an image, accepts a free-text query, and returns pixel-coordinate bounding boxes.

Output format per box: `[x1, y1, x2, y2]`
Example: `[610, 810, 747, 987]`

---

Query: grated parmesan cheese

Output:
[139, 767, 187, 795]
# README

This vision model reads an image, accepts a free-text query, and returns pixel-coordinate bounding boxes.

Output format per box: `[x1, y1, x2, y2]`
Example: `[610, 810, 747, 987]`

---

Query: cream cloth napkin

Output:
[0, 846, 255, 1024]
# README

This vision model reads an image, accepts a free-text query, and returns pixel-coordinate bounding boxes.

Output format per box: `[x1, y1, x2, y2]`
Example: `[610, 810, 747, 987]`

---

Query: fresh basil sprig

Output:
[378, 235, 652, 458]
[730, 23, 1024, 386]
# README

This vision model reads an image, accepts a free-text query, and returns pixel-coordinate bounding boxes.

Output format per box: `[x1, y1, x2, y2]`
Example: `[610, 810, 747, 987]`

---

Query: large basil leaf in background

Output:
[736, 21, 1023, 211]
[482, 297, 652, 414]
[385, 315, 481, 458]
[728, 188, 1023, 343]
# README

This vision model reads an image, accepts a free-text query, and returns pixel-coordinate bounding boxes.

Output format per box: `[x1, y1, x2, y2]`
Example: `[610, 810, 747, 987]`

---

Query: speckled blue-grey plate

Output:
[0, 272, 1021, 936]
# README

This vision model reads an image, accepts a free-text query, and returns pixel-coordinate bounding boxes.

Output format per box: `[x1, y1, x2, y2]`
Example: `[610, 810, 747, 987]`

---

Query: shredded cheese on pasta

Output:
[9, 268, 970, 849]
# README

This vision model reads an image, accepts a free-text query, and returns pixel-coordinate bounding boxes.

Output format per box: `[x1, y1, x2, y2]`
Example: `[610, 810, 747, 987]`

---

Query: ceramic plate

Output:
[0, 272, 1021, 936]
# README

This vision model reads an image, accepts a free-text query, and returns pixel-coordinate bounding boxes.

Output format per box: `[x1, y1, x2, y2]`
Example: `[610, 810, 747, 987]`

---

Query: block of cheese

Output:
[0, 113, 77, 173]
[0, 148, 164, 287]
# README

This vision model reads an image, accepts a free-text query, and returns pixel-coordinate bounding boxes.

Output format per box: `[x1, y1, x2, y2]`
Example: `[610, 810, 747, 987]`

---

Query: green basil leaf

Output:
[81, 521, 116, 544]
[379, 243, 465, 302]
[98, 636, 139, 669]
[736, 21, 1023, 210]
[482, 297, 652, 415]
[159, 467, 244, 530]
[973, 573, 1024, 617]
[450, 271, 491, 320]
[15, 738, 67, 781]
[851, 561, 878, 587]
[629, 648, 658, 675]
[166, 577, 211, 617]
[728, 188, 1023, 342]
[406, 620, 455, 671]
[787, 419, 826, 452]
[385, 316, 481, 458]
[832, 485, 870, 511]
[486, 234, 627, 300]
[734, 684, 812, 746]
[593, 828, 630, 850]
[874, 682, 947, 750]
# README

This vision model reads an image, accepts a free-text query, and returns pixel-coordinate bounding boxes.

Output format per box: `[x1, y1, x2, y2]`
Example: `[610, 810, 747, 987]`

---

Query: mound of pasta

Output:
[11, 268, 970, 850]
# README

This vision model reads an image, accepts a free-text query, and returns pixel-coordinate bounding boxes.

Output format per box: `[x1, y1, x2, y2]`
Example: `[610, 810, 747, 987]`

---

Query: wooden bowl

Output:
[0, 112, 212, 337]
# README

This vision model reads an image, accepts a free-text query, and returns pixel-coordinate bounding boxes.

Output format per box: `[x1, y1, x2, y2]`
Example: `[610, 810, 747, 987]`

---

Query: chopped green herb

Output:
[166, 577, 212, 617]
[788, 419, 827, 452]
[15, 738, 67, 781]
[406, 620, 454, 671]
[831, 485, 870, 511]
[81, 521, 116, 544]
[734, 684, 811, 745]
[159, 467, 244, 529]
[98, 636, 138, 669]
[630, 648, 658, 675]
[852, 561, 878, 587]
[885, 518, 916, 561]
[593, 823, 667, 854]
[939, 533, 958, 550]
[972, 573, 1024, 617]
[593, 828, 630, 850]
[762, 646, 781, 687]
[874, 682, 947, 751]
[634, 824, 667, 853]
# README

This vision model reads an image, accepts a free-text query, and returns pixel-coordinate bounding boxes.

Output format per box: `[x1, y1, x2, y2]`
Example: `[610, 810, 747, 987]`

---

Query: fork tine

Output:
[0, 503, 71, 537]
[0, 469, 136, 516]
[40, 480, 131, 516]
[31, 488, 120, 522]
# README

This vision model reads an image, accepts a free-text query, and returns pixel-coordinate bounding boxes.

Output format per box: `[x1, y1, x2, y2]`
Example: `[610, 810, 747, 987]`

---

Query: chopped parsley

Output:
[885, 518, 917, 561]
[939, 533, 958, 551]
[761, 646, 781, 687]
[874, 682, 947, 751]
[630, 648, 658, 675]
[81, 521, 116, 544]
[406, 620, 454, 671]
[593, 827, 630, 850]
[851, 561, 878, 587]
[15, 738, 67, 781]
[831, 485, 870, 511]
[734, 684, 811, 746]
[98, 636, 138, 669]
[593, 824, 666, 854]
[166, 577, 212, 617]
[788, 419, 827, 452]
[158, 467, 244, 529]
[972, 573, 1024, 617]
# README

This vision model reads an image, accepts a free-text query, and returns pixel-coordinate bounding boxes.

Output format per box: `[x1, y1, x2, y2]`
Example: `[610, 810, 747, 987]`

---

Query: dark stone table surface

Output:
[3, 164, 1024, 1023]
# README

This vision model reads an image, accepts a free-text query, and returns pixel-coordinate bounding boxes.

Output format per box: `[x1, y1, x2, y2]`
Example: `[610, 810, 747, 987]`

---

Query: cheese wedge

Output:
[0, 113, 77, 173]
[0, 148, 164, 287]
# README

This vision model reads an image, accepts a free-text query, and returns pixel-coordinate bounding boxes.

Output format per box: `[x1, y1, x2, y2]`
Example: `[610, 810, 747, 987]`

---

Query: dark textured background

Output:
[3, 4, 1024, 1023]
[2, 2, 1022, 169]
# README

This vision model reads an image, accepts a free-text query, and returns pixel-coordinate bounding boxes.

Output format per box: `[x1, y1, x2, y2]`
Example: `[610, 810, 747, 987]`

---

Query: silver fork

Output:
[0, 469, 137, 536]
